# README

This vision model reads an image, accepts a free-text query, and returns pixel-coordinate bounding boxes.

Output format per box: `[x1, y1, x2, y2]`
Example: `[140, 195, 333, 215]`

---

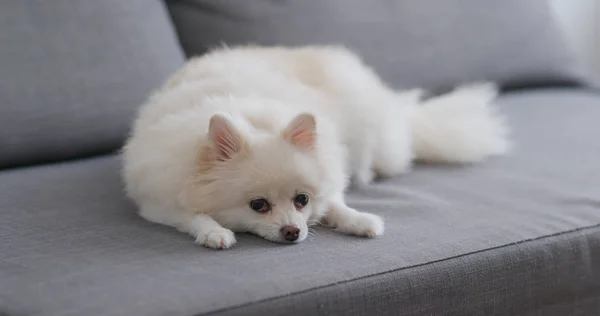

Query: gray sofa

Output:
[1, 1, 599, 315]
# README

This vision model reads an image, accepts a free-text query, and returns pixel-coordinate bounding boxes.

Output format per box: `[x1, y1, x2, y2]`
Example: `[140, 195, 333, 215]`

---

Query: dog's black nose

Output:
[280, 225, 300, 241]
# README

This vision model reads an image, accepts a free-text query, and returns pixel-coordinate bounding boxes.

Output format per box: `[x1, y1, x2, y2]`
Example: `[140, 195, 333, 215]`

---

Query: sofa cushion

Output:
[1, 89, 599, 315]
[0, 1, 185, 169]
[166, 0, 587, 91]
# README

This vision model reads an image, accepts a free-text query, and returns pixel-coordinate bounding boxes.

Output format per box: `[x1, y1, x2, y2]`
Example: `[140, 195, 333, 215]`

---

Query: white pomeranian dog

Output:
[122, 45, 509, 249]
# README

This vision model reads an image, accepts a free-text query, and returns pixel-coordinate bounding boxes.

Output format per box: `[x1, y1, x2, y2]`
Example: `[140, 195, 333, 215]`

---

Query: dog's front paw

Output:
[337, 212, 384, 238]
[199, 228, 237, 249]
[353, 212, 385, 237]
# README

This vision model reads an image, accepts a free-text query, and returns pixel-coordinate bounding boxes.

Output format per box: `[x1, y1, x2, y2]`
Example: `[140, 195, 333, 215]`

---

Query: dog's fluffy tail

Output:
[408, 83, 511, 163]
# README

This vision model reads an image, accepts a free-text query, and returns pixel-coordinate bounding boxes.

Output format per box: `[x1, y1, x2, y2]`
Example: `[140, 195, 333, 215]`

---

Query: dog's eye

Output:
[293, 193, 309, 209]
[249, 198, 270, 213]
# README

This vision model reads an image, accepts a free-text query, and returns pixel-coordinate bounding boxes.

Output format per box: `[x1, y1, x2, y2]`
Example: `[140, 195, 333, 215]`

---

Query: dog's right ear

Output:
[208, 113, 245, 161]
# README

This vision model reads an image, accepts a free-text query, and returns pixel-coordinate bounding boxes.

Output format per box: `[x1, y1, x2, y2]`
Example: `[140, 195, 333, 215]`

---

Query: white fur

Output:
[122, 45, 510, 249]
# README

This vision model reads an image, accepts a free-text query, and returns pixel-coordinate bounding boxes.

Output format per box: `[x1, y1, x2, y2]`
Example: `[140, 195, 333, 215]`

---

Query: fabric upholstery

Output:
[1, 89, 599, 315]
[166, 0, 587, 91]
[221, 228, 600, 316]
[0, 1, 185, 169]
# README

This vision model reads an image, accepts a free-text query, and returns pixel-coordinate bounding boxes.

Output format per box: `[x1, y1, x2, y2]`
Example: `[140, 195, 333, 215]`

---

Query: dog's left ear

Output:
[283, 113, 316, 149]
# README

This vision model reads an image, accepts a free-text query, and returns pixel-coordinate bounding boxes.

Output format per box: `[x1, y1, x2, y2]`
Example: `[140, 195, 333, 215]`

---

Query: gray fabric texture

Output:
[219, 228, 600, 316]
[0, 1, 185, 169]
[166, 0, 587, 91]
[1, 88, 600, 315]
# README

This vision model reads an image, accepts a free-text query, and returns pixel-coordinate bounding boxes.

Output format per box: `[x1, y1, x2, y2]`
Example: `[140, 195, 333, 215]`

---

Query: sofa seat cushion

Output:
[1, 89, 599, 315]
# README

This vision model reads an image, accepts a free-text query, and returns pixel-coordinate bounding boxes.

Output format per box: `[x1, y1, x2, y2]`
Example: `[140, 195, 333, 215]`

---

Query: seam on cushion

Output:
[199, 223, 600, 316]
[156, 0, 188, 60]
[0, 153, 118, 174]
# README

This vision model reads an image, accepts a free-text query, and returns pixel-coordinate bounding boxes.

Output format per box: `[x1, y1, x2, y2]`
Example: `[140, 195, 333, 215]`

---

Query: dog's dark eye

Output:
[249, 198, 270, 213]
[293, 193, 309, 209]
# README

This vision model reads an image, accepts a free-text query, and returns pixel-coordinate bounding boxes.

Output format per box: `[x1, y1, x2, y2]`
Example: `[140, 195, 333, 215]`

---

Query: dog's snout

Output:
[280, 225, 300, 241]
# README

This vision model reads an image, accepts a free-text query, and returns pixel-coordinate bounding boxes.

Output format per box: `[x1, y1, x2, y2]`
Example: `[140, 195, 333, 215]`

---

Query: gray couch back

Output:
[0, 1, 184, 169]
[166, 0, 585, 90]
[0, 0, 585, 169]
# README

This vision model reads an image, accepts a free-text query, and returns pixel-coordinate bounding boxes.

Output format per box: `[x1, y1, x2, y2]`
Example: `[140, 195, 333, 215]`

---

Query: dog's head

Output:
[183, 111, 343, 244]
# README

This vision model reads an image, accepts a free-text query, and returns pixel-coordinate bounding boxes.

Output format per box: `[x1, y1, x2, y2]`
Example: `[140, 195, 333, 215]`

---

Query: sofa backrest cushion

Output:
[166, 0, 586, 92]
[0, 1, 185, 169]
